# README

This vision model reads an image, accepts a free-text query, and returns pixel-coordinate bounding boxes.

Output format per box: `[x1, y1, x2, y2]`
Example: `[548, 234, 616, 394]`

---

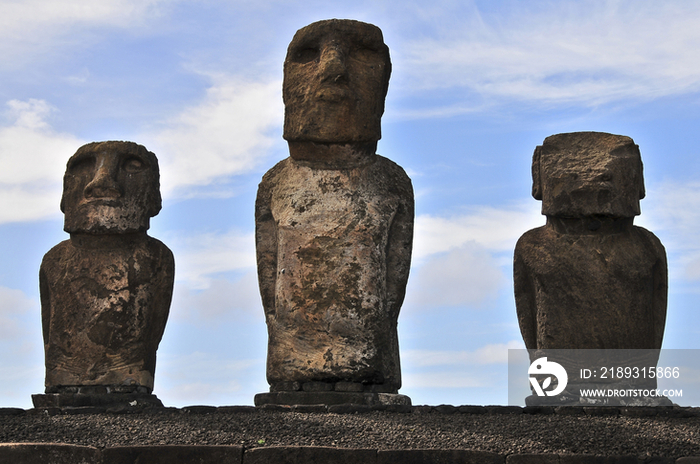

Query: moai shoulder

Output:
[34, 141, 174, 409]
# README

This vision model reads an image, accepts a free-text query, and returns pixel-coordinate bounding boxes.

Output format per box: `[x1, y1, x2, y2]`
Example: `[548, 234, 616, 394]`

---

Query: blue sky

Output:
[2, 0, 700, 408]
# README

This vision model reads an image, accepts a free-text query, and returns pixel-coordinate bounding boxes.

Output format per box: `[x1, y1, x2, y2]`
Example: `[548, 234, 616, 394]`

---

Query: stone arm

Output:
[255, 172, 279, 318]
[385, 172, 414, 322]
[513, 235, 538, 350]
[38, 260, 52, 348]
[649, 233, 668, 350]
[147, 240, 175, 348]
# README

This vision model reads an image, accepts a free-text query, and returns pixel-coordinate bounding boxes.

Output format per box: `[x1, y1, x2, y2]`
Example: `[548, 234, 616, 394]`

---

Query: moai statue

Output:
[33, 141, 174, 409]
[254, 19, 414, 407]
[514, 132, 668, 405]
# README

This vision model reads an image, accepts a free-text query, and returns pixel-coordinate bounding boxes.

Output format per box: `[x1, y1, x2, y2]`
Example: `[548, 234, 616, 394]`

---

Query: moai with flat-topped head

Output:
[514, 132, 669, 405]
[33, 141, 174, 409]
[254, 19, 414, 407]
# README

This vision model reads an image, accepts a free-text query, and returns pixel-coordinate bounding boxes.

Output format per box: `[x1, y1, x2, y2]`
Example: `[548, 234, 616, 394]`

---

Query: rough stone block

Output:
[335, 382, 365, 392]
[302, 382, 334, 392]
[377, 449, 503, 464]
[0, 443, 100, 464]
[102, 445, 243, 464]
[559, 456, 638, 464]
[244, 446, 376, 464]
[507, 455, 560, 464]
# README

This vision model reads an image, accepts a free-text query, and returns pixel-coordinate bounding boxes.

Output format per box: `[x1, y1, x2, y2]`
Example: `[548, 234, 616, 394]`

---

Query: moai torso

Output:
[40, 234, 173, 388]
[514, 132, 667, 351]
[256, 19, 413, 394]
[257, 155, 413, 389]
[514, 220, 666, 350]
[39, 141, 174, 393]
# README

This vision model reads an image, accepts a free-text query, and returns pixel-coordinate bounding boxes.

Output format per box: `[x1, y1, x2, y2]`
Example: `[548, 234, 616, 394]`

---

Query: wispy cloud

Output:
[640, 181, 700, 281]
[148, 76, 284, 198]
[403, 340, 525, 368]
[0, 286, 38, 340]
[0, 100, 83, 223]
[401, 1, 700, 110]
[167, 229, 256, 289]
[0, 0, 169, 67]
[413, 204, 543, 261]
[404, 243, 505, 310]
[171, 273, 262, 322]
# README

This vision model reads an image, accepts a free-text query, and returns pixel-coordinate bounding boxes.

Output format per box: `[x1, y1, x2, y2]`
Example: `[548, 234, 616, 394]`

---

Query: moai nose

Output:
[319, 45, 348, 84]
[84, 154, 122, 199]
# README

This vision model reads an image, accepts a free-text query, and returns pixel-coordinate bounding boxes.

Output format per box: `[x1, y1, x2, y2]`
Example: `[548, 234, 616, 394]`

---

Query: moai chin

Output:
[254, 19, 414, 407]
[33, 141, 174, 409]
[513, 132, 668, 405]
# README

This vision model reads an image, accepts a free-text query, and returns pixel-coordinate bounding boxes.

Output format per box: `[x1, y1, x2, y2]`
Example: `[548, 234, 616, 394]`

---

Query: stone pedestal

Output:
[255, 380, 411, 407]
[255, 392, 411, 408]
[32, 385, 163, 409]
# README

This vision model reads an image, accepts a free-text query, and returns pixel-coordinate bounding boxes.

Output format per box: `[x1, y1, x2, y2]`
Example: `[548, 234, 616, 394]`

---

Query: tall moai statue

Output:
[514, 132, 669, 405]
[33, 141, 174, 409]
[254, 19, 414, 407]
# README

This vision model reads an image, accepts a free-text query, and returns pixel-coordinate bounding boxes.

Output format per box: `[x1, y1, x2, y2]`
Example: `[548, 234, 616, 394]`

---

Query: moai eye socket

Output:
[123, 157, 147, 173]
[67, 154, 95, 176]
[292, 44, 319, 64]
[350, 45, 382, 64]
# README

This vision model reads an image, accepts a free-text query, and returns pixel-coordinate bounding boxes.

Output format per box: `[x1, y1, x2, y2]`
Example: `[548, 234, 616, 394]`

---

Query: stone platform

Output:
[2, 404, 700, 463]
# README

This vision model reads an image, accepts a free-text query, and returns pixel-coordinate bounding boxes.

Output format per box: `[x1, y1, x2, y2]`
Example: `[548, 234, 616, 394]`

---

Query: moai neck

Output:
[547, 216, 634, 235]
[288, 141, 377, 170]
[69, 232, 147, 249]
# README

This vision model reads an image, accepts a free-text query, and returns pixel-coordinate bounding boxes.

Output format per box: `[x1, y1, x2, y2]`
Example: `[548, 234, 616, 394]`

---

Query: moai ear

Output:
[637, 150, 646, 200]
[531, 145, 543, 200]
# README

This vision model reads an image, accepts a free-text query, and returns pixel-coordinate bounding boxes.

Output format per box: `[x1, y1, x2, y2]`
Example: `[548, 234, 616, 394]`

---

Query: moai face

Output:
[532, 132, 645, 218]
[282, 19, 391, 147]
[61, 141, 162, 234]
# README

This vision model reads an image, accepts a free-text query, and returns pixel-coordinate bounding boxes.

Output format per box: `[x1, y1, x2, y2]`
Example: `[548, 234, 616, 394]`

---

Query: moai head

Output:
[532, 132, 645, 218]
[282, 19, 391, 149]
[61, 141, 162, 234]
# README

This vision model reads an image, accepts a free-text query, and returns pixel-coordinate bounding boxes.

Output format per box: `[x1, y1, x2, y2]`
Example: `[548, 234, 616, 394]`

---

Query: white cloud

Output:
[0, 100, 84, 223]
[640, 181, 700, 281]
[147, 77, 284, 198]
[402, 371, 491, 389]
[157, 351, 266, 406]
[413, 204, 543, 261]
[0, 286, 38, 340]
[403, 340, 524, 368]
[0, 76, 283, 225]
[168, 229, 257, 289]
[405, 243, 504, 310]
[0, 0, 168, 66]
[171, 273, 263, 322]
[401, 1, 700, 109]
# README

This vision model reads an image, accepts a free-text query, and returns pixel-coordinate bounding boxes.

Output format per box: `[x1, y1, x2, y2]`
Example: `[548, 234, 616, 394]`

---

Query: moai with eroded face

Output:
[255, 20, 414, 407]
[33, 141, 174, 409]
[513, 132, 668, 405]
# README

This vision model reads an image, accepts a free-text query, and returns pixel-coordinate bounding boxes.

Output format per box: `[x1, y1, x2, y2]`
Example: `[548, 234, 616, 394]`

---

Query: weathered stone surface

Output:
[37, 141, 174, 406]
[256, 20, 413, 398]
[244, 447, 377, 464]
[376, 449, 503, 464]
[282, 19, 390, 145]
[507, 455, 559, 464]
[515, 132, 666, 352]
[254, 391, 411, 407]
[102, 445, 243, 464]
[514, 132, 668, 406]
[0, 443, 99, 464]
